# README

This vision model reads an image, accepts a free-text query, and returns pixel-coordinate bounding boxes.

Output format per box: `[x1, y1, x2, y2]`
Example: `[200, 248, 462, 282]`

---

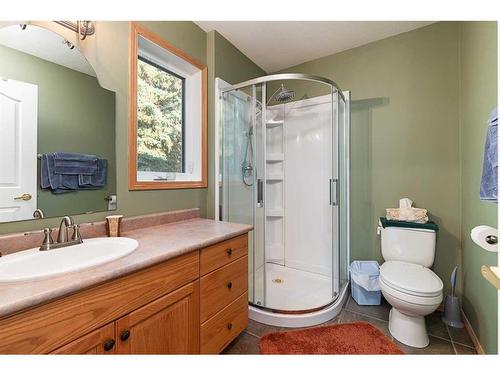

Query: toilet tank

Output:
[379, 225, 437, 268]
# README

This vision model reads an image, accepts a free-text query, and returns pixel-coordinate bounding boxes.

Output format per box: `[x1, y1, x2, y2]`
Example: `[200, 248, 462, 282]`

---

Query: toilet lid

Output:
[380, 261, 443, 297]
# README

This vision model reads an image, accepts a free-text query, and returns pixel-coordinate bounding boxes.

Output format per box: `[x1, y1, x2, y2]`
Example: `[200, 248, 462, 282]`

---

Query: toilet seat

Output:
[379, 277, 443, 307]
[380, 261, 443, 298]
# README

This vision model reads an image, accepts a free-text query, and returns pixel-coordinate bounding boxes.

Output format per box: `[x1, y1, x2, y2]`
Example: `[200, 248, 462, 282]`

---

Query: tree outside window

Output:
[137, 58, 184, 174]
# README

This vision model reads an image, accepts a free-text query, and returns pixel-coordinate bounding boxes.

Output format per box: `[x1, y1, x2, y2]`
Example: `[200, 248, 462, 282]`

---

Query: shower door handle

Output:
[257, 179, 264, 207]
[330, 179, 339, 206]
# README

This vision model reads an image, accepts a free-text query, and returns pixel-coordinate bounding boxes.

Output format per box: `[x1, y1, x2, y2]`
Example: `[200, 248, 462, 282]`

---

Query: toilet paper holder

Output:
[469, 226, 500, 289]
[485, 235, 498, 245]
[471, 225, 498, 252]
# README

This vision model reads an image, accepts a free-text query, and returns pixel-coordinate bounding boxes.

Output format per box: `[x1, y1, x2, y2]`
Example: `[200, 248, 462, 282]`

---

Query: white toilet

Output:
[378, 221, 443, 348]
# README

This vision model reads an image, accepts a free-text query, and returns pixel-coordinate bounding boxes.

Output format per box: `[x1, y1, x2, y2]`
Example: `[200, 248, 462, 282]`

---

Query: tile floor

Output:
[223, 295, 477, 355]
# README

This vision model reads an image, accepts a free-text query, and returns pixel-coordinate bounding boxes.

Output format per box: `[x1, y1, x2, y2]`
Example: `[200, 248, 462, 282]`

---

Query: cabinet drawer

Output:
[200, 234, 248, 276]
[200, 292, 248, 354]
[200, 256, 248, 322]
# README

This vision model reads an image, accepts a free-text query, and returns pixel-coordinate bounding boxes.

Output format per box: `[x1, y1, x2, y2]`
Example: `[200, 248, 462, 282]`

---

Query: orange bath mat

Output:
[259, 321, 404, 354]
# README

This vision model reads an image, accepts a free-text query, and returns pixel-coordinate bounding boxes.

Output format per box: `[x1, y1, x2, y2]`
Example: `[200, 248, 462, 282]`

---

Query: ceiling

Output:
[195, 21, 434, 73]
[0, 23, 95, 77]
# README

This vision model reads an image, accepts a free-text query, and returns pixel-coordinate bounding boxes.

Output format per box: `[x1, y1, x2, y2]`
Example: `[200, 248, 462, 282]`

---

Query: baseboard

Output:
[436, 303, 485, 354]
[461, 309, 486, 355]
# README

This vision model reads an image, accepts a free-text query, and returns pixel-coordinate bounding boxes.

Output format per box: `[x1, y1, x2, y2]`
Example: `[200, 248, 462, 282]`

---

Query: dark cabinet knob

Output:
[227, 281, 233, 289]
[103, 339, 115, 351]
[226, 248, 233, 256]
[227, 322, 233, 330]
[120, 329, 131, 342]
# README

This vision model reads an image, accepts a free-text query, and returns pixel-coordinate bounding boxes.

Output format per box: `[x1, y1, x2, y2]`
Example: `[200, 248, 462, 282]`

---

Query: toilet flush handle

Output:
[377, 226, 382, 236]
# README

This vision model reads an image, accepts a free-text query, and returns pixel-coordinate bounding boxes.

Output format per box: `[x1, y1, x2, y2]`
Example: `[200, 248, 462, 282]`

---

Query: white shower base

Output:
[249, 262, 349, 327]
[253, 263, 333, 311]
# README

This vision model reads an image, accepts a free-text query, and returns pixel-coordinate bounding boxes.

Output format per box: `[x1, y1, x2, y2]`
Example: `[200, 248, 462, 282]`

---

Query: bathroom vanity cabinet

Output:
[199, 236, 249, 354]
[53, 281, 200, 355]
[0, 234, 248, 354]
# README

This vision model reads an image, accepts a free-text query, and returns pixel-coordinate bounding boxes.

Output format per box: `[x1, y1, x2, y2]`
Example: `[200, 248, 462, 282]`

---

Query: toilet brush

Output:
[442, 266, 464, 328]
[451, 266, 457, 297]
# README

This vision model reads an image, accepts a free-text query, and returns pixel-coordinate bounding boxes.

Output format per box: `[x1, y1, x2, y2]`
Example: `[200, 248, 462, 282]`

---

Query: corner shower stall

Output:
[216, 73, 350, 327]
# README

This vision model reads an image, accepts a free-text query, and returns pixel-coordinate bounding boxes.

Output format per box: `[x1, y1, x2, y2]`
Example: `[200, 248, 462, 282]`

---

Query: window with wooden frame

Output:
[129, 22, 207, 190]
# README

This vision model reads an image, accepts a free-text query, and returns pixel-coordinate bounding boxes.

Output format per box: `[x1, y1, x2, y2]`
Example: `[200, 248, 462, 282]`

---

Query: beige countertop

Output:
[0, 218, 252, 319]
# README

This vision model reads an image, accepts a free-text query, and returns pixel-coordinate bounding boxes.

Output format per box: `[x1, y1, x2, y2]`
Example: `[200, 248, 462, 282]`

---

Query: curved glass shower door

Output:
[219, 74, 348, 318]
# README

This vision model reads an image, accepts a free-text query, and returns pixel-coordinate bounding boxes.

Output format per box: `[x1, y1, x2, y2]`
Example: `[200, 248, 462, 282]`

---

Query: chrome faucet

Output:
[40, 216, 83, 251]
[57, 216, 73, 243]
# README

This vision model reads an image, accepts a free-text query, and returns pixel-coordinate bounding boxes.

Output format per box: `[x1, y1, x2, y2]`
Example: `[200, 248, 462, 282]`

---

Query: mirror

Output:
[128, 22, 207, 190]
[0, 23, 116, 223]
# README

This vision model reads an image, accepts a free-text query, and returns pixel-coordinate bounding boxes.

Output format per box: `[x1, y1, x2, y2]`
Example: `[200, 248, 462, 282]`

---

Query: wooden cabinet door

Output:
[51, 323, 115, 354]
[115, 281, 199, 354]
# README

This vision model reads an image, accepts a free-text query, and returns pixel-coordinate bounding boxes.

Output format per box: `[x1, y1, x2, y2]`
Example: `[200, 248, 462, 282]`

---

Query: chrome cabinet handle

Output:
[14, 193, 32, 201]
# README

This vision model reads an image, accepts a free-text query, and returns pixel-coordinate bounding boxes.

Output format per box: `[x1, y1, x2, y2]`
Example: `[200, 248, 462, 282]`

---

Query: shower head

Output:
[275, 84, 295, 102]
[268, 84, 295, 104]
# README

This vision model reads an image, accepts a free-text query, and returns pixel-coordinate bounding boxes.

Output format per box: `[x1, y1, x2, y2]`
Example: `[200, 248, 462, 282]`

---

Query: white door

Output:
[0, 78, 37, 222]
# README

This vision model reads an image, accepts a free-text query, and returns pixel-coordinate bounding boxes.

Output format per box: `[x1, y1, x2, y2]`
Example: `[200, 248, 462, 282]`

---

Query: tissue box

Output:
[386, 207, 428, 223]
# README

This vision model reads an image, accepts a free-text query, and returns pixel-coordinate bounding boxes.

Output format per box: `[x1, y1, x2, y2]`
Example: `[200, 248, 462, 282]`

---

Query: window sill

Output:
[129, 180, 207, 191]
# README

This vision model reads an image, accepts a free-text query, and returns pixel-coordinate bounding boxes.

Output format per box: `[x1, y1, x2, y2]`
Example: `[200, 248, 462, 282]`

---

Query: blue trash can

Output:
[350, 261, 381, 305]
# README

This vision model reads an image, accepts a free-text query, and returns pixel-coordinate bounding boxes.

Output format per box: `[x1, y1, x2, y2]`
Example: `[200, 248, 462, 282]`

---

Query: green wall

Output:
[459, 21, 498, 354]
[213, 31, 265, 85]
[277, 22, 462, 298]
[0, 44, 116, 218]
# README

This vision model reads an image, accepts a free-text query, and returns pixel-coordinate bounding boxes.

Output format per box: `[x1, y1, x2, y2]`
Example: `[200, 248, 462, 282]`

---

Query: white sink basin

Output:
[0, 237, 139, 283]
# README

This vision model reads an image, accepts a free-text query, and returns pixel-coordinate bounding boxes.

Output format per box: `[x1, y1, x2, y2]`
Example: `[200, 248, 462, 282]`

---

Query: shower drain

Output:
[272, 278, 284, 284]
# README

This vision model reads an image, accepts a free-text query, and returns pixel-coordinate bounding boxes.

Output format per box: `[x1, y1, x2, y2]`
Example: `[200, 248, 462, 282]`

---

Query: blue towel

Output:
[78, 159, 108, 187]
[46, 153, 79, 194]
[53, 152, 98, 175]
[40, 153, 107, 194]
[480, 108, 498, 202]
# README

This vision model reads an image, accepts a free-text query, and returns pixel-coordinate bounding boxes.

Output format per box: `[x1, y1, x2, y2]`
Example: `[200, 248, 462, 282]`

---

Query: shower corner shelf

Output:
[266, 173, 283, 181]
[266, 209, 284, 217]
[266, 120, 284, 128]
[266, 153, 284, 162]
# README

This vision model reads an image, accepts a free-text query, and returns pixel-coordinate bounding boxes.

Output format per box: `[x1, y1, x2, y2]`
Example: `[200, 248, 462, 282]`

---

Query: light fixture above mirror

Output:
[18, 22, 96, 40]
